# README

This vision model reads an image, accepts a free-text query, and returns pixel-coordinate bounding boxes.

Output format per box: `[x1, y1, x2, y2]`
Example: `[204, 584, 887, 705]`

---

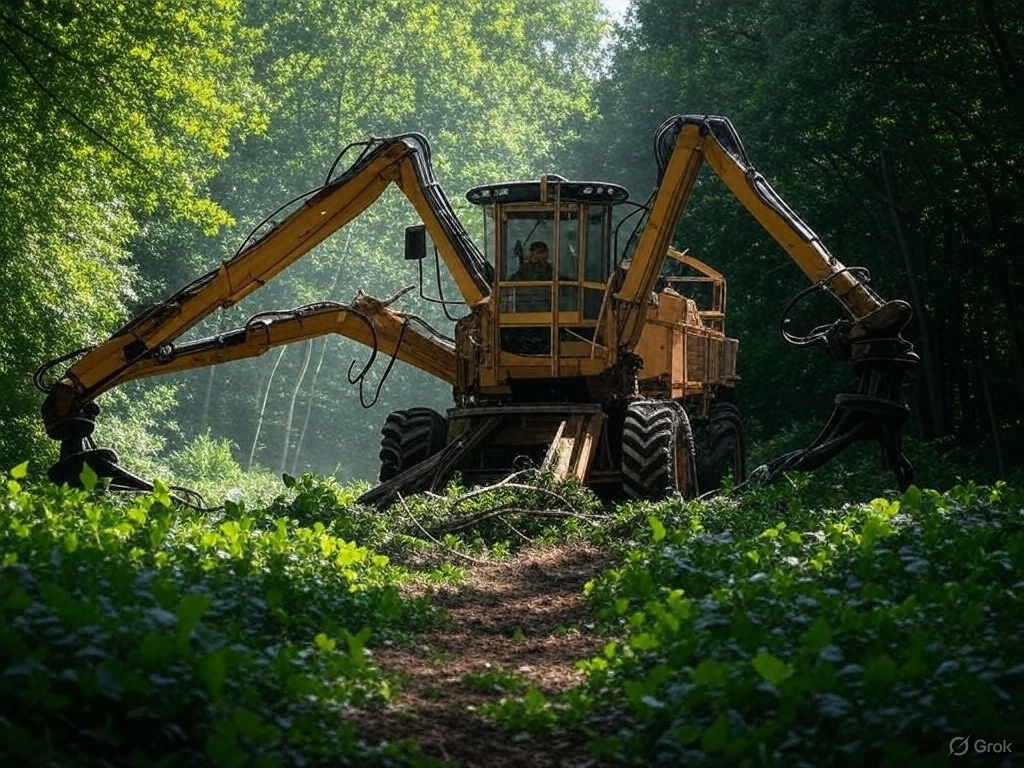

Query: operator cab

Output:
[466, 175, 628, 357]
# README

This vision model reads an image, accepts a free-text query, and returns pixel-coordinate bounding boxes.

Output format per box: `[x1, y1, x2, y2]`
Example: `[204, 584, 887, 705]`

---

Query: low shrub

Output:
[0, 462, 439, 766]
[488, 480, 1024, 765]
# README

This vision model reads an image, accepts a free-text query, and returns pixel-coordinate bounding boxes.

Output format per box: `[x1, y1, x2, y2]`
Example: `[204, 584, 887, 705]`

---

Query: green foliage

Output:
[269, 473, 385, 545]
[462, 668, 528, 695]
[168, 432, 282, 506]
[4, 457, 1023, 764]
[92, 387, 283, 505]
[0, 0, 267, 469]
[487, 481, 1024, 764]
[0, 466, 439, 765]
[266, 470, 601, 568]
[477, 685, 565, 734]
[91, 383, 182, 481]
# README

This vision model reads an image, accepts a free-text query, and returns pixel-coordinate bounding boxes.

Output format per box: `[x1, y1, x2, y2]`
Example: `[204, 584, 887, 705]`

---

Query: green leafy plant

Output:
[485, 481, 1024, 765]
[462, 668, 528, 695]
[0, 464, 440, 765]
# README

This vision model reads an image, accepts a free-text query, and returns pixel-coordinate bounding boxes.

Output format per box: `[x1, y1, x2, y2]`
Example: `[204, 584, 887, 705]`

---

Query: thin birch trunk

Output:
[248, 346, 287, 471]
[281, 339, 313, 474]
[290, 229, 354, 473]
[291, 336, 330, 475]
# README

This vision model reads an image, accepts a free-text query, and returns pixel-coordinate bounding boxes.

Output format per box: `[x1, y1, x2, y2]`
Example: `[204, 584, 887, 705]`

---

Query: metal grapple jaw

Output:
[756, 300, 920, 490]
[42, 388, 154, 492]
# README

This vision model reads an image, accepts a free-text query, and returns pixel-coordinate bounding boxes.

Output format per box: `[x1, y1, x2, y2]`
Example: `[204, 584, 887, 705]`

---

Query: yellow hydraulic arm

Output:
[615, 115, 918, 489]
[39, 133, 487, 488]
[615, 115, 905, 351]
[47, 134, 487, 415]
[102, 293, 458, 391]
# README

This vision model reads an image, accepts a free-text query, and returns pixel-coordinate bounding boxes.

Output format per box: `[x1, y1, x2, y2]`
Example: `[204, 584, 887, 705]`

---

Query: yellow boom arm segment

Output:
[39, 133, 488, 490]
[615, 115, 893, 351]
[615, 115, 917, 488]
[48, 134, 488, 417]
[103, 294, 458, 391]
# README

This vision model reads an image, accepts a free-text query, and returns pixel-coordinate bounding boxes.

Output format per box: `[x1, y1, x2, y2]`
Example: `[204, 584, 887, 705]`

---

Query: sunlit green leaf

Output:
[314, 633, 337, 653]
[80, 463, 98, 492]
[752, 651, 791, 685]
[648, 515, 666, 543]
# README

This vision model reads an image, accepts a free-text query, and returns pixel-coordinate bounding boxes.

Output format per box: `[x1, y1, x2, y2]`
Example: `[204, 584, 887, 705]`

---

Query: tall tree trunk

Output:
[291, 337, 330, 475]
[280, 339, 313, 475]
[200, 367, 217, 427]
[248, 346, 287, 471]
[997, 269, 1024, 408]
[200, 314, 226, 427]
[978, 358, 1005, 477]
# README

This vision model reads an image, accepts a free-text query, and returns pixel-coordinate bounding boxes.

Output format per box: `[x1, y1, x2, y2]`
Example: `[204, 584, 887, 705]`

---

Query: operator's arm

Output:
[45, 133, 489, 422]
[615, 115, 903, 351]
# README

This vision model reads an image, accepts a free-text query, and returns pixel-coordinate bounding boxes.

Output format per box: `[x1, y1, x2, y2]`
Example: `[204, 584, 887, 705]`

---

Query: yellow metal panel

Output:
[672, 328, 684, 386]
[498, 312, 591, 325]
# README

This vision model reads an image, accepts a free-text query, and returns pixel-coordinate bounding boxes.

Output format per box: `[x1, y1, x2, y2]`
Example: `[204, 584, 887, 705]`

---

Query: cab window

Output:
[500, 208, 579, 314]
[585, 207, 608, 282]
[502, 211, 578, 281]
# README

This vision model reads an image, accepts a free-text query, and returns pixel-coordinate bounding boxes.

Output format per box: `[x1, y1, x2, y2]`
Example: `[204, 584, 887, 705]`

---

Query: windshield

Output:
[503, 210, 578, 281]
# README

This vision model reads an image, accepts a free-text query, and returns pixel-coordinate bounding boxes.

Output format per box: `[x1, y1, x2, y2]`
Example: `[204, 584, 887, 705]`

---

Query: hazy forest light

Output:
[600, 0, 630, 25]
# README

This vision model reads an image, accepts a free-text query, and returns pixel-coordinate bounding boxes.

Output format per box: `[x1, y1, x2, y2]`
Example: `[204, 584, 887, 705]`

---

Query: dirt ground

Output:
[350, 544, 617, 766]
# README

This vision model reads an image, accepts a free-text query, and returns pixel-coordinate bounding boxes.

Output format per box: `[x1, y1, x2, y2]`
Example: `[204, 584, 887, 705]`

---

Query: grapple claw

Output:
[760, 333, 918, 490]
[42, 393, 153, 492]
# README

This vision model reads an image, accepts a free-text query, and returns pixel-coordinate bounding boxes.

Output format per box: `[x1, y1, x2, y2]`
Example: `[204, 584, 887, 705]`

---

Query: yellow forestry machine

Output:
[36, 116, 918, 507]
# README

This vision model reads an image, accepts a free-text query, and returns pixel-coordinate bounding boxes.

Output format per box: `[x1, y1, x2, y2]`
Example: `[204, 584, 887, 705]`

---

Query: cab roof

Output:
[465, 179, 629, 206]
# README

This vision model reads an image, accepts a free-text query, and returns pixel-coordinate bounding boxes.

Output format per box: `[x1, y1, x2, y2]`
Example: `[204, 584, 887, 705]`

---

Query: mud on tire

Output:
[378, 407, 448, 482]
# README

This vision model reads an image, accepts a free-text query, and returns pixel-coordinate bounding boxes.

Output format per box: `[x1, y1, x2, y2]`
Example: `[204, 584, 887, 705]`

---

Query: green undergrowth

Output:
[0, 462, 444, 767]
[0, 462, 597, 766]
[273, 470, 601, 562]
[4, 456, 1022, 767]
[481, 475, 1024, 765]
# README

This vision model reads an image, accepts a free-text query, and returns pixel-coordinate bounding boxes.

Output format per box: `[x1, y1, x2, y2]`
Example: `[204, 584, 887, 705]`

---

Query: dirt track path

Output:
[351, 545, 616, 766]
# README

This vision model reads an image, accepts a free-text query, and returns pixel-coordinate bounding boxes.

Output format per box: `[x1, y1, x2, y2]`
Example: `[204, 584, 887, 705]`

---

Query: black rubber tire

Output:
[621, 400, 693, 500]
[696, 400, 746, 491]
[378, 407, 448, 482]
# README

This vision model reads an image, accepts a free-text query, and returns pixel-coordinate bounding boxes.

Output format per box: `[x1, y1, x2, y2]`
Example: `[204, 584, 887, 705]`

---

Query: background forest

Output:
[2, 3, 1023, 765]
[2, 0, 1021, 492]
